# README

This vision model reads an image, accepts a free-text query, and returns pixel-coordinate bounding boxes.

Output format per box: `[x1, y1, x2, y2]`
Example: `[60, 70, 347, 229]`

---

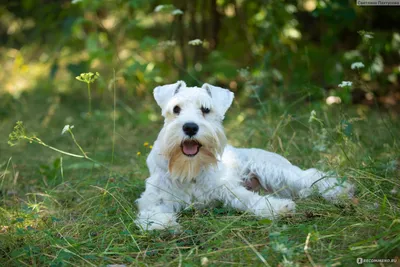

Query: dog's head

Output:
[153, 81, 234, 182]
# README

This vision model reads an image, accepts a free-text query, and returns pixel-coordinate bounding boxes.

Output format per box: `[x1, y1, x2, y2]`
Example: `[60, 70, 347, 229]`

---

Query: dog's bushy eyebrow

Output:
[196, 95, 213, 109]
[204, 85, 212, 97]
[174, 82, 183, 95]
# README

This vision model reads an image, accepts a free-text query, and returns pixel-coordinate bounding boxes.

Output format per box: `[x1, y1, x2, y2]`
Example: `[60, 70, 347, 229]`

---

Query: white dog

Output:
[135, 81, 354, 231]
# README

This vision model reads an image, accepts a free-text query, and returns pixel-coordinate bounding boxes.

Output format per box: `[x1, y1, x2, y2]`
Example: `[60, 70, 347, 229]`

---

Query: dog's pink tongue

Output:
[183, 141, 199, 155]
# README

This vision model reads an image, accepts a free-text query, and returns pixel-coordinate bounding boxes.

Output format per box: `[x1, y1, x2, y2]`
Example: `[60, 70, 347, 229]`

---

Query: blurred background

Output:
[1, 2, 399, 265]
[1, 0, 399, 112]
[1, 0, 400, 171]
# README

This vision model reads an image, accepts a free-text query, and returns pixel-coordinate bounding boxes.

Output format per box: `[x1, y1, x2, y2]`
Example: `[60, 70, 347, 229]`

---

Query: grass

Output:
[0, 86, 399, 266]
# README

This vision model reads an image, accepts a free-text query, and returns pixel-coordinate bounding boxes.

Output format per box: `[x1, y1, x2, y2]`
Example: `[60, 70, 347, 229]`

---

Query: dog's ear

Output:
[202, 83, 234, 115]
[153, 81, 186, 109]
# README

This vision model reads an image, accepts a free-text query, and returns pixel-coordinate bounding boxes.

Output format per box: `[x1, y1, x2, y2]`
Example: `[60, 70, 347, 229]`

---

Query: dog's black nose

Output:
[182, 122, 199, 137]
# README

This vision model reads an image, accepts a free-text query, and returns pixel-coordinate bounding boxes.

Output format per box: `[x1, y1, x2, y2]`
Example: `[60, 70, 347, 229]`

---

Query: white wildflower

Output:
[171, 9, 183, 15]
[358, 31, 374, 39]
[188, 39, 203, 46]
[338, 81, 352, 88]
[326, 96, 342, 105]
[154, 5, 165, 12]
[351, 62, 365, 70]
[71, 0, 82, 4]
[154, 4, 175, 13]
[61, 125, 74, 135]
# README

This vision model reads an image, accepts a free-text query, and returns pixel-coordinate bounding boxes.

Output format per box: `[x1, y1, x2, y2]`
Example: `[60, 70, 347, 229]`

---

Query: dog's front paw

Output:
[135, 212, 181, 232]
[254, 197, 296, 219]
[276, 199, 296, 215]
[140, 220, 181, 232]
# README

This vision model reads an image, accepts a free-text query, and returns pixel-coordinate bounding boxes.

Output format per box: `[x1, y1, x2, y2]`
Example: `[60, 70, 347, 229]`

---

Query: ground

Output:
[0, 90, 399, 266]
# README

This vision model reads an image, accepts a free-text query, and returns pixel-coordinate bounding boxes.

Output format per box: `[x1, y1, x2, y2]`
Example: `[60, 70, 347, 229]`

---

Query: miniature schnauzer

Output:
[135, 81, 354, 231]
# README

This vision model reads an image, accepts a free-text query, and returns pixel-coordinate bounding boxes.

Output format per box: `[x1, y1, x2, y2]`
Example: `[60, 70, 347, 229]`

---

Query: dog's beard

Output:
[168, 145, 218, 182]
[161, 123, 227, 182]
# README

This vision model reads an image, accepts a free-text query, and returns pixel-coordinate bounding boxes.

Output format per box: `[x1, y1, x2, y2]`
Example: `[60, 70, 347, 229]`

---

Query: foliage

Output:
[76, 72, 100, 114]
[75, 72, 100, 84]
[0, 0, 399, 266]
[0, 0, 399, 106]
[7, 121, 28, 146]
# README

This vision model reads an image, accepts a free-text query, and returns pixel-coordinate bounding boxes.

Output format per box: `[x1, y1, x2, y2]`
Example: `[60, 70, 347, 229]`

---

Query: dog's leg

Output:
[296, 168, 354, 201]
[135, 178, 184, 231]
[220, 185, 296, 219]
[257, 165, 354, 201]
[234, 148, 354, 200]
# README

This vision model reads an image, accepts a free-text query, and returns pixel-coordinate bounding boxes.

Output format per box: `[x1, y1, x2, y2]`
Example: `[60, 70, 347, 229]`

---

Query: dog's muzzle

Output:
[181, 140, 201, 157]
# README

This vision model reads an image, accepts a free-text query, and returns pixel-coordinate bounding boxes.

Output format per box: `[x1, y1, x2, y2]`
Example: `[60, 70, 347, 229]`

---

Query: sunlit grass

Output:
[0, 85, 399, 266]
[0, 0, 399, 265]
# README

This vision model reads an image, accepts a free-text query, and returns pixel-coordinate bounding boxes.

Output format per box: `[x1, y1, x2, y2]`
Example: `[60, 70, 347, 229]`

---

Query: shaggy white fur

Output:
[135, 81, 354, 231]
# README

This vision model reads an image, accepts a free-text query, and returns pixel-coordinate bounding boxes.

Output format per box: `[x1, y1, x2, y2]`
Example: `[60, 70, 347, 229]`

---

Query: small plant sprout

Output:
[75, 72, 100, 115]
[351, 62, 365, 70]
[61, 125, 74, 135]
[61, 124, 87, 158]
[8, 121, 105, 168]
[188, 39, 203, 46]
[338, 81, 353, 88]
[308, 110, 317, 123]
[308, 110, 323, 126]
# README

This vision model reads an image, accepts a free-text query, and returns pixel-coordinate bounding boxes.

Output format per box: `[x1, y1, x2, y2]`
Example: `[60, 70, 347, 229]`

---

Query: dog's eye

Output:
[201, 107, 210, 114]
[173, 105, 181, 115]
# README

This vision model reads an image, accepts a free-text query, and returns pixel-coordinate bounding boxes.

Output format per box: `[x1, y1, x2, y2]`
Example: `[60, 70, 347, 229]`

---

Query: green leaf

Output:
[259, 218, 272, 225]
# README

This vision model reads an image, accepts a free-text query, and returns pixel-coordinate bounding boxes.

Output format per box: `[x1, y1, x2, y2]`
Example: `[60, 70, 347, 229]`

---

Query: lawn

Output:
[0, 86, 399, 266]
[1, 1, 400, 266]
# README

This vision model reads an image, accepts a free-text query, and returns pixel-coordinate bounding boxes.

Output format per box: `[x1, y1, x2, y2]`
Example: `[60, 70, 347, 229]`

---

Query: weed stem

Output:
[68, 129, 87, 157]
[87, 83, 92, 114]
[30, 137, 84, 158]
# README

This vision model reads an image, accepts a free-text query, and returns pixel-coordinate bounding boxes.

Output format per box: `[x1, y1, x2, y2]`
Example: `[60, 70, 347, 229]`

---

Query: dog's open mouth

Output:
[181, 140, 201, 157]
